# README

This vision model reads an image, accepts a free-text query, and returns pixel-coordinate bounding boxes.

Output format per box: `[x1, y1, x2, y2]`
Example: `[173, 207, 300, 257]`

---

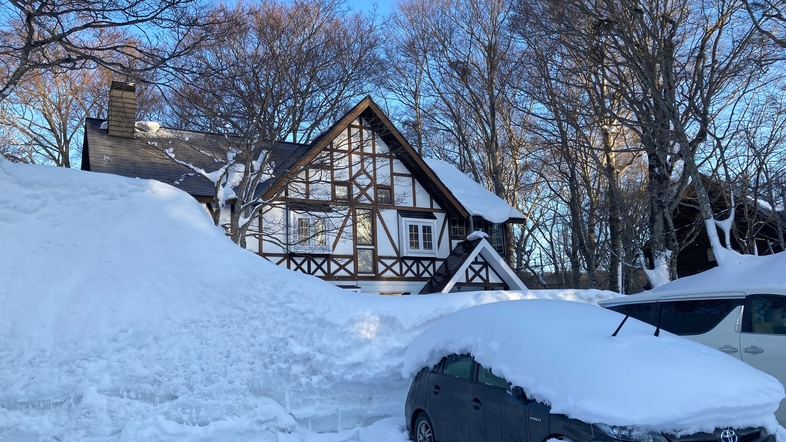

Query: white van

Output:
[599, 288, 786, 424]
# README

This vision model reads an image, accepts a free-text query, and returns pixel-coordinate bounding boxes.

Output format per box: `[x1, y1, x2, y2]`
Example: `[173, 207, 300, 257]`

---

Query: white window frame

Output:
[401, 219, 437, 257]
[291, 214, 331, 254]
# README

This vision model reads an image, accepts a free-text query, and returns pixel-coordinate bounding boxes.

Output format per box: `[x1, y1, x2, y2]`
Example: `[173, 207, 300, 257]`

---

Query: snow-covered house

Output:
[673, 176, 786, 278]
[81, 82, 526, 294]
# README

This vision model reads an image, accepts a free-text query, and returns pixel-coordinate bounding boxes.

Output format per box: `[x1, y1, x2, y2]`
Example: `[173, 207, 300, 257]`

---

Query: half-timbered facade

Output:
[82, 82, 525, 294]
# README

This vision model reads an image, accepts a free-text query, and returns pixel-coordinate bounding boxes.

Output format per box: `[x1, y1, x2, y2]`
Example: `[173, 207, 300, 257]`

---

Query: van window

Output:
[608, 299, 743, 336]
[743, 295, 786, 335]
[658, 299, 743, 336]
[607, 302, 659, 325]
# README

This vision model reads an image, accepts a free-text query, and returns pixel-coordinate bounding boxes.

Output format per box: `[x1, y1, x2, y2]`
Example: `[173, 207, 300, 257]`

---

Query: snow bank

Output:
[403, 300, 784, 435]
[425, 158, 524, 223]
[0, 159, 618, 440]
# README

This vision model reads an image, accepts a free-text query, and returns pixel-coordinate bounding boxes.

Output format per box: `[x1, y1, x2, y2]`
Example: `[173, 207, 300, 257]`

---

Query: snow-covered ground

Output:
[2, 159, 784, 441]
[0, 160, 618, 441]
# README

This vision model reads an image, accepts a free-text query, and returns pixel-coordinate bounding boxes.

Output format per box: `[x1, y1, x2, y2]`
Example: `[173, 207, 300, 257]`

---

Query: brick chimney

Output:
[107, 81, 136, 138]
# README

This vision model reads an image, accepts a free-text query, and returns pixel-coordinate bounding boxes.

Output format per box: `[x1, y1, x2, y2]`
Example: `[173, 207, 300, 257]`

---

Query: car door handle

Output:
[432, 385, 441, 395]
[718, 345, 739, 354]
[471, 398, 482, 410]
[744, 346, 765, 355]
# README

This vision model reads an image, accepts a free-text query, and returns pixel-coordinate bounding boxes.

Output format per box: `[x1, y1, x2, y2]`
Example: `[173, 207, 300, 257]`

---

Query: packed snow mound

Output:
[403, 300, 785, 435]
[0, 159, 619, 441]
[654, 250, 786, 293]
[425, 158, 524, 223]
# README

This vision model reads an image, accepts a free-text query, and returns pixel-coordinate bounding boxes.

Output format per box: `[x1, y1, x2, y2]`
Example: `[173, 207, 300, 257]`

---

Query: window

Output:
[743, 295, 786, 335]
[293, 217, 328, 250]
[608, 299, 744, 336]
[334, 183, 349, 201]
[658, 299, 743, 335]
[297, 219, 311, 245]
[377, 187, 392, 205]
[607, 302, 659, 325]
[357, 248, 374, 274]
[441, 354, 473, 380]
[403, 220, 436, 255]
[314, 219, 326, 246]
[356, 209, 373, 245]
[450, 219, 467, 238]
[477, 364, 509, 389]
[487, 223, 504, 254]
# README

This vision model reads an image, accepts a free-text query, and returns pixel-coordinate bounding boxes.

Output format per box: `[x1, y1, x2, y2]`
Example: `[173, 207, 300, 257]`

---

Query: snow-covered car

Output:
[599, 288, 786, 424]
[402, 300, 784, 442]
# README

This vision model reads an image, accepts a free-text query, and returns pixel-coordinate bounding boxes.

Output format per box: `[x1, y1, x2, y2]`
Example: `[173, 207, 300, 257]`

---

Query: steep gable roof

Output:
[260, 96, 470, 219]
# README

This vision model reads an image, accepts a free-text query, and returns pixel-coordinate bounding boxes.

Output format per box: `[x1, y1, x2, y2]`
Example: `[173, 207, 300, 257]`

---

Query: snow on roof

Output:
[425, 158, 525, 223]
[403, 300, 784, 435]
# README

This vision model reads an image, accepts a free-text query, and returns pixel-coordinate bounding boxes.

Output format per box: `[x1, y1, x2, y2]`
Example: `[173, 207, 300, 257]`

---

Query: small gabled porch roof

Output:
[419, 236, 527, 294]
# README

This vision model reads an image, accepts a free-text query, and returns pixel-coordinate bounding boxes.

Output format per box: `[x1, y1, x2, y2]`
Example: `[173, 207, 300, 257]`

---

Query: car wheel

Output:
[414, 412, 435, 442]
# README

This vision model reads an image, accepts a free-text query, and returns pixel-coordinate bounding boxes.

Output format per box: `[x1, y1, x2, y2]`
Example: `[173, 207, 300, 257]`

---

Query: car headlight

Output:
[597, 424, 669, 442]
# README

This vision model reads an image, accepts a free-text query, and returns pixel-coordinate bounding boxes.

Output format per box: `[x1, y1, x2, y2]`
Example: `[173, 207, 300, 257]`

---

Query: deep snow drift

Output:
[0, 160, 617, 441]
[404, 300, 784, 434]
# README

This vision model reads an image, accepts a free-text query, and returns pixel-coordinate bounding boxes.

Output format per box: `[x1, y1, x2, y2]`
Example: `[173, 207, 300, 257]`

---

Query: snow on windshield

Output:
[0, 159, 618, 441]
[403, 299, 784, 435]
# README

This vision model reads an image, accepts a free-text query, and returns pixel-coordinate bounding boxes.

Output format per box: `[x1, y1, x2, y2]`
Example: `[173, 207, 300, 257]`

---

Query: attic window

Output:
[334, 183, 349, 201]
[377, 187, 391, 205]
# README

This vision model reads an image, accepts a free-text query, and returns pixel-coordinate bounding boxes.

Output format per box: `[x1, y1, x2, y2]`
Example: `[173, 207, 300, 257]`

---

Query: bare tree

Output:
[0, 67, 163, 166]
[0, 0, 211, 103]
[525, 0, 777, 286]
[743, 0, 786, 48]
[385, 0, 533, 266]
[161, 0, 381, 246]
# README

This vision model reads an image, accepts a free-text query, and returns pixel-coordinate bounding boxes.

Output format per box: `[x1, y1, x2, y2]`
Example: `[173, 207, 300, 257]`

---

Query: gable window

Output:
[334, 183, 350, 201]
[377, 187, 392, 205]
[293, 216, 329, 252]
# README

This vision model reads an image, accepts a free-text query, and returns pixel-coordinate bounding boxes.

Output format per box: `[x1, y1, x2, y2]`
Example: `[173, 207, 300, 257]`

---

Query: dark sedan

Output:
[405, 352, 774, 442]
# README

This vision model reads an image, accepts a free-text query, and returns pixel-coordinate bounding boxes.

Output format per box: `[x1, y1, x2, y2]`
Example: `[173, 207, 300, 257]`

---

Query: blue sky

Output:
[345, 0, 395, 16]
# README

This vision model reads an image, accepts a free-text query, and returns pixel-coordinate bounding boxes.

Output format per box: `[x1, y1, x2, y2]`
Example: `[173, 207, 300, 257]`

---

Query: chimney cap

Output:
[110, 81, 136, 92]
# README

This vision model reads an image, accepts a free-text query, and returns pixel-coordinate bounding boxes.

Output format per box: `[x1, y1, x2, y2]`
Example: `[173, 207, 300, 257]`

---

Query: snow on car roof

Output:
[402, 299, 784, 435]
[650, 251, 786, 294]
[601, 251, 786, 307]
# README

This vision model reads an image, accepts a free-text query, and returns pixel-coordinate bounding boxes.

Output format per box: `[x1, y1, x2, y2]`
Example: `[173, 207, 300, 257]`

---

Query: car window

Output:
[477, 364, 509, 389]
[658, 299, 743, 336]
[607, 302, 659, 325]
[442, 354, 473, 380]
[743, 294, 786, 335]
